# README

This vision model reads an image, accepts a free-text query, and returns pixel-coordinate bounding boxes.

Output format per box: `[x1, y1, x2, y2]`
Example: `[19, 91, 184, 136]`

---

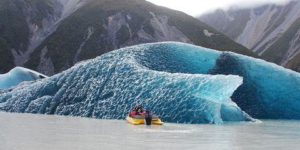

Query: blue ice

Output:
[0, 67, 47, 90]
[1, 42, 300, 123]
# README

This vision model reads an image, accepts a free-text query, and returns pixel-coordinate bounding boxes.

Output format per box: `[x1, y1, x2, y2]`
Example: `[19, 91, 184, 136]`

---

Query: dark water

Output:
[0, 112, 299, 150]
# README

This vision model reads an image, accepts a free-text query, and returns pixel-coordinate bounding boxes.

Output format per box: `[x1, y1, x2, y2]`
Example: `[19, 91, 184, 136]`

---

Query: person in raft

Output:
[129, 105, 145, 117]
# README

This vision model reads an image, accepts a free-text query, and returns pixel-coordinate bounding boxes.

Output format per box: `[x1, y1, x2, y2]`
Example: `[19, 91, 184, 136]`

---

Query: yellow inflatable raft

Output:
[126, 115, 163, 125]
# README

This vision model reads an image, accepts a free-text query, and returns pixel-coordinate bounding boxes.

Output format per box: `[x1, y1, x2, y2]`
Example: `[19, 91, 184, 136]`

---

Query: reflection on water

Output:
[0, 112, 299, 150]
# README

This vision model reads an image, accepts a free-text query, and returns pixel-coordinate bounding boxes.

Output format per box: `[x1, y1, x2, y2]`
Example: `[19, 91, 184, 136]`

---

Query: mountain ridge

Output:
[199, 0, 300, 72]
[0, 0, 255, 75]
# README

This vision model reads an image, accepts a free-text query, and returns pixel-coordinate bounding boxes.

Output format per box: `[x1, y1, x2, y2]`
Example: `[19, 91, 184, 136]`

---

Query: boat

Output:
[126, 115, 163, 125]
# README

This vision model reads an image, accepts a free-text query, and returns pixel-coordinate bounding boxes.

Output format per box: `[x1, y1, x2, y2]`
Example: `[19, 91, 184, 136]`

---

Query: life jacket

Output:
[129, 110, 137, 117]
[129, 110, 145, 117]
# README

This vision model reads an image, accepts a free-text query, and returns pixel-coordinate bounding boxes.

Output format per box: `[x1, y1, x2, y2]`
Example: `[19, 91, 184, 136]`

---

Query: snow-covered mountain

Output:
[0, 0, 254, 75]
[200, 0, 300, 72]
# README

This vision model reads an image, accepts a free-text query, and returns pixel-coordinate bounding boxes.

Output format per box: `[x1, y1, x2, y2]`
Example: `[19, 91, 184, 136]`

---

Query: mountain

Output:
[0, 0, 85, 74]
[1, 42, 300, 124]
[199, 0, 300, 72]
[0, 0, 255, 75]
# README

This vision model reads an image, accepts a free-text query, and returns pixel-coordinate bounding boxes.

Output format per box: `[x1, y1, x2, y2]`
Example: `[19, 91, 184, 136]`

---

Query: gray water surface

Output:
[0, 112, 299, 150]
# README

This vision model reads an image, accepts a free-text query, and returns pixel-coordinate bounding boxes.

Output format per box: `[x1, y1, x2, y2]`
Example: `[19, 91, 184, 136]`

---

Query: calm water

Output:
[0, 112, 299, 150]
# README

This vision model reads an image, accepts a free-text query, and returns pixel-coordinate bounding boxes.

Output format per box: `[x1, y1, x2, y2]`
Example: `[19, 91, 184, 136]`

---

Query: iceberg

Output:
[0, 67, 48, 90]
[0, 42, 252, 124]
[210, 52, 300, 119]
[0, 42, 299, 123]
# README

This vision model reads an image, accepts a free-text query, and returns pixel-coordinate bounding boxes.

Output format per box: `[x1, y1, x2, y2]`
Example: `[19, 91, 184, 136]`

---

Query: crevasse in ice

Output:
[1, 42, 300, 123]
[0, 67, 48, 90]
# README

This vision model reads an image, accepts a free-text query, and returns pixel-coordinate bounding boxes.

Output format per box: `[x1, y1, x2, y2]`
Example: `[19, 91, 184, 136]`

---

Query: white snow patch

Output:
[203, 29, 214, 37]
[236, 6, 277, 50]
[106, 13, 132, 49]
[73, 27, 95, 63]
[148, 12, 192, 43]
[255, 2, 300, 54]
[137, 28, 155, 41]
[126, 14, 132, 20]
[282, 29, 300, 65]
[59, 0, 87, 19]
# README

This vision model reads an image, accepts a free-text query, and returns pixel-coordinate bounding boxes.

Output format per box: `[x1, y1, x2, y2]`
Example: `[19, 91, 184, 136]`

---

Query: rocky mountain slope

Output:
[0, 0, 255, 75]
[200, 0, 300, 72]
[0, 0, 85, 74]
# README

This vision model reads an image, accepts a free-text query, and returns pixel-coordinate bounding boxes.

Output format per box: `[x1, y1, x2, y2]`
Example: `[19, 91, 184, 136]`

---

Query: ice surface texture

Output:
[211, 52, 300, 119]
[0, 67, 47, 90]
[0, 42, 299, 123]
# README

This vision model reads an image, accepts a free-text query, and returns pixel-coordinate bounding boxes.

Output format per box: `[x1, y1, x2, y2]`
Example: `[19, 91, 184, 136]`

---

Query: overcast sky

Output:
[146, 0, 290, 16]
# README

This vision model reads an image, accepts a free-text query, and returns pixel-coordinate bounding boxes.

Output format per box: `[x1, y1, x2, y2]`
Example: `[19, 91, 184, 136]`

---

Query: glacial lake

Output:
[0, 112, 299, 150]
